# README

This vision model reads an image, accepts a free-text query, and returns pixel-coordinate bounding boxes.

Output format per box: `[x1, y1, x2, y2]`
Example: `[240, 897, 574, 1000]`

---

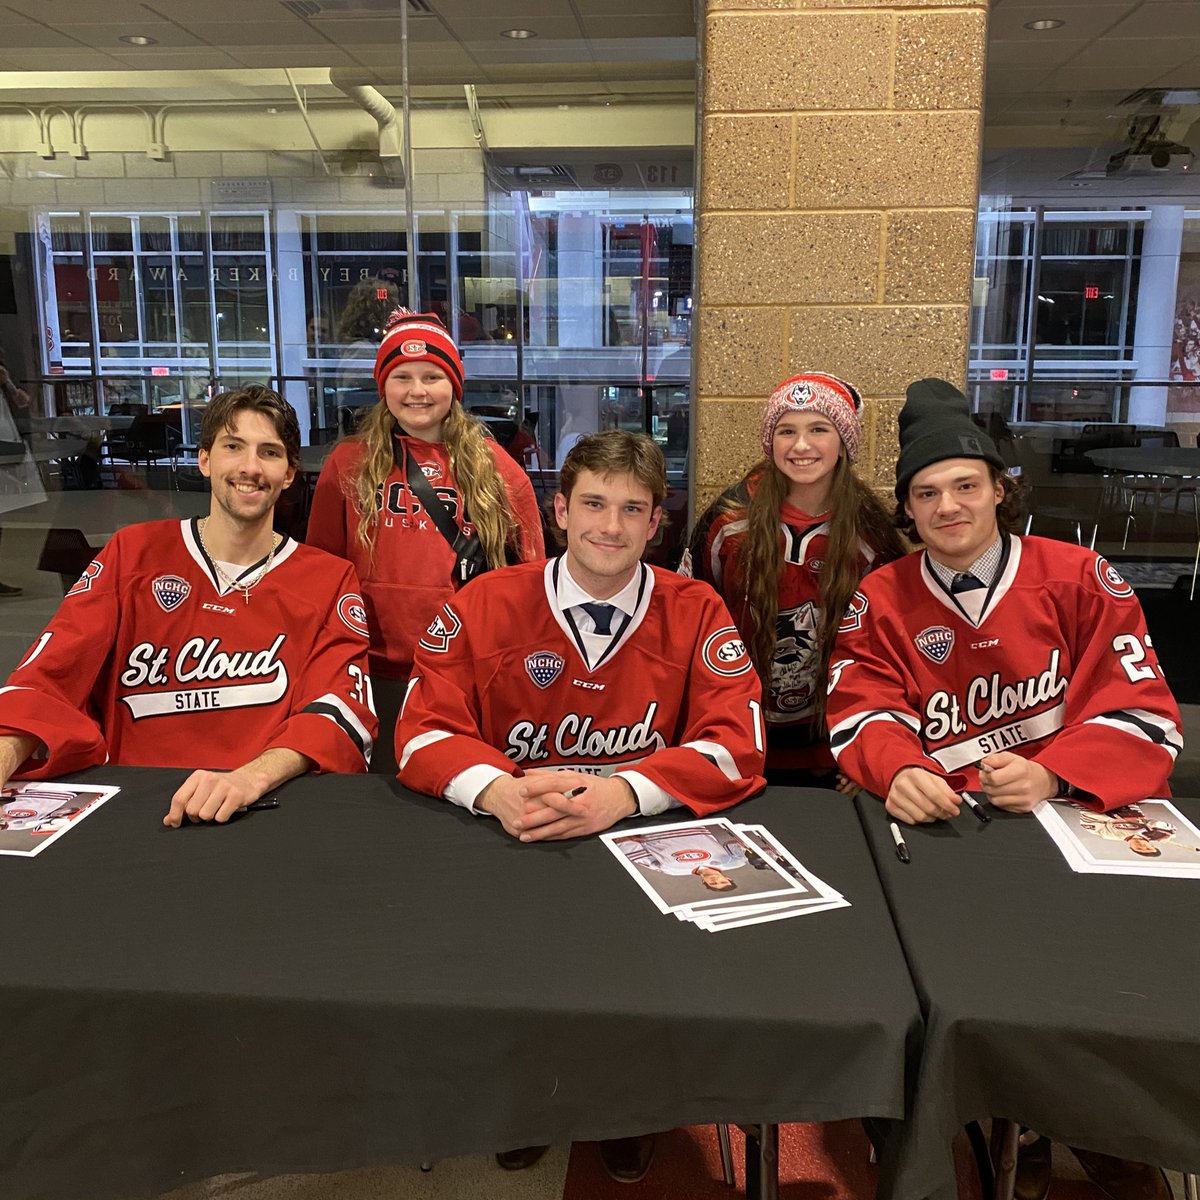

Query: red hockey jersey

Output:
[306, 433, 545, 680]
[683, 483, 876, 770]
[397, 559, 767, 815]
[0, 519, 377, 778]
[826, 536, 1182, 810]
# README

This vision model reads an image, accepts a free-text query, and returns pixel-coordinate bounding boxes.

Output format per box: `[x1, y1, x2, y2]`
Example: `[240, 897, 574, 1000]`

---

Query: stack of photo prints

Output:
[1034, 798, 1200, 879]
[0, 782, 118, 858]
[601, 817, 849, 931]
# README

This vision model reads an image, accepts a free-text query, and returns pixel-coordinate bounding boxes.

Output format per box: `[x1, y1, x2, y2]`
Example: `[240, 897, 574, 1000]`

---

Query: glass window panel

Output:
[91, 216, 133, 253]
[140, 256, 178, 344]
[92, 255, 140, 347]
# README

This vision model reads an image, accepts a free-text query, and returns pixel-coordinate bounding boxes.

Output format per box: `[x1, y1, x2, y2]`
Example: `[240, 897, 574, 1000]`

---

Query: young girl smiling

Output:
[684, 372, 904, 785]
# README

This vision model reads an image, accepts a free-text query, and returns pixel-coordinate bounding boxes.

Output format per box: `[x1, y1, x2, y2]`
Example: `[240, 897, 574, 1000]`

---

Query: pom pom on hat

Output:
[760, 372, 863, 463]
[373, 309, 464, 401]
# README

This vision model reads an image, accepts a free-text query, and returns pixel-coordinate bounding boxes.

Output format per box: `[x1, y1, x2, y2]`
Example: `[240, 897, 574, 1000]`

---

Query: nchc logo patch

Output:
[702, 628, 752, 677]
[525, 651, 565, 689]
[914, 625, 955, 664]
[152, 574, 191, 613]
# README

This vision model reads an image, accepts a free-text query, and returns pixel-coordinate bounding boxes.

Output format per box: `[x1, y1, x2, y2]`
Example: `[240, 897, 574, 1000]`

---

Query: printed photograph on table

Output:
[1034, 799, 1200, 877]
[602, 818, 808, 915]
[0, 783, 119, 857]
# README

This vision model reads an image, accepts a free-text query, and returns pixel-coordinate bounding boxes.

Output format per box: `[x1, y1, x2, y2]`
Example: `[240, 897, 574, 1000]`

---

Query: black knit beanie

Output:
[894, 378, 1006, 501]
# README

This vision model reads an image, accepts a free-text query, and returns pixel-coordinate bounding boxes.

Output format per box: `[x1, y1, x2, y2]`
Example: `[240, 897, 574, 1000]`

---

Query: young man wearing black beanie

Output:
[825, 377, 1180, 1200]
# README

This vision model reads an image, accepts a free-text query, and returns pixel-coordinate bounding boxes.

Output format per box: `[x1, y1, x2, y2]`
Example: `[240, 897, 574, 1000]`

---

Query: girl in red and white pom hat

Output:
[308, 309, 545, 692]
[681, 371, 905, 786]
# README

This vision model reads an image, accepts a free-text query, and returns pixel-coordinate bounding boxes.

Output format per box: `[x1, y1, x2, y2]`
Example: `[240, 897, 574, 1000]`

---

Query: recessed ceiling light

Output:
[119, 34, 158, 45]
[500, 28, 536, 39]
[1024, 18, 1065, 30]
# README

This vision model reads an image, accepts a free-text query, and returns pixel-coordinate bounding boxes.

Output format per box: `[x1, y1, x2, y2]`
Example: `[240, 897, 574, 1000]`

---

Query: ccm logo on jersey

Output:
[971, 638, 1001, 650]
[702, 628, 752, 677]
[337, 593, 370, 637]
[838, 591, 868, 634]
[67, 559, 103, 596]
[1096, 556, 1134, 599]
[419, 604, 462, 653]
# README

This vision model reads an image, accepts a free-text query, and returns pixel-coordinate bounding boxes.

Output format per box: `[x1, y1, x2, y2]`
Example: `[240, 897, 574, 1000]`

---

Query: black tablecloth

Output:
[0, 772, 920, 1200]
[856, 793, 1200, 1200]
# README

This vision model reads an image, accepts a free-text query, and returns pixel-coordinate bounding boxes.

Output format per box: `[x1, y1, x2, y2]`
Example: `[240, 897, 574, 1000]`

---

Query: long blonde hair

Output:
[726, 454, 904, 723]
[349, 400, 516, 568]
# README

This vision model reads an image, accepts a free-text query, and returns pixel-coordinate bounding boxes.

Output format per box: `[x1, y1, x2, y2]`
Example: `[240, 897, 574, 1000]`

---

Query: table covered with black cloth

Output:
[855, 792, 1200, 1200]
[0, 772, 921, 1200]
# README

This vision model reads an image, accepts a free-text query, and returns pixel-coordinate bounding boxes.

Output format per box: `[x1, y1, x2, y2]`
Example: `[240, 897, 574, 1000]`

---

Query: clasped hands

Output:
[887, 751, 1058, 825]
[478, 770, 638, 842]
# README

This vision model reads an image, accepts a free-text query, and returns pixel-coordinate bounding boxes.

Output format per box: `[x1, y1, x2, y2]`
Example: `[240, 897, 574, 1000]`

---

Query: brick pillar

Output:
[693, 0, 988, 509]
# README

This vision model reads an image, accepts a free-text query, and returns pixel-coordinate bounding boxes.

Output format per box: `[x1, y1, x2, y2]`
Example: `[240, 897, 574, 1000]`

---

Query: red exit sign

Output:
[1084, 285, 1100, 300]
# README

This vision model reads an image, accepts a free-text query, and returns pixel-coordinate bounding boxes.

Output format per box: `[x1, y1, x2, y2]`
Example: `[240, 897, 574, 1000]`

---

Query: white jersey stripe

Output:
[398, 729, 451, 771]
[683, 739, 740, 782]
[1087, 709, 1183, 759]
[829, 709, 922, 761]
[307, 692, 375, 764]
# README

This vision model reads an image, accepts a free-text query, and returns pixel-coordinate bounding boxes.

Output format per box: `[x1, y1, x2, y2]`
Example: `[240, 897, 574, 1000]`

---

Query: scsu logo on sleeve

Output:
[702, 628, 752, 677]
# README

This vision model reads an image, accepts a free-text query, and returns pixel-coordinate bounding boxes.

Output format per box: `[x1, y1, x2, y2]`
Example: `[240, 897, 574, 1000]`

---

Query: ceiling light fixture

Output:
[500, 28, 536, 39]
[119, 34, 159, 45]
[1023, 18, 1065, 31]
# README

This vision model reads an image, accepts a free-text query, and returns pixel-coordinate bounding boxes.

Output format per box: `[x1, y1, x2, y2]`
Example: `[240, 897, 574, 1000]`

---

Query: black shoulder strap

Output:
[401, 442, 464, 550]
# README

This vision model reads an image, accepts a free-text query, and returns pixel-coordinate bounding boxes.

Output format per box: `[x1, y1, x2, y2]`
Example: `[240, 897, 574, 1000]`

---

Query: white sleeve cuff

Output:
[445, 764, 510, 814]
[616, 770, 680, 817]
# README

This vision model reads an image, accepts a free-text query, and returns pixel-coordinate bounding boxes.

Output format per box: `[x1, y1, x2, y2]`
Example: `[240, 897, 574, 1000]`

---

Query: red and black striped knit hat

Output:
[373, 309, 464, 401]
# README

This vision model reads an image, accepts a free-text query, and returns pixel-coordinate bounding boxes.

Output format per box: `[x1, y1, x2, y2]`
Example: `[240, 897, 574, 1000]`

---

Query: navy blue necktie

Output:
[951, 572, 984, 595]
[580, 602, 615, 634]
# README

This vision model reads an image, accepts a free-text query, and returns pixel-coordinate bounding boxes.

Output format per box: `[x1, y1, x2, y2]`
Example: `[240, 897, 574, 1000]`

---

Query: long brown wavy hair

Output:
[348, 397, 516, 568]
[726, 454, 905, 723]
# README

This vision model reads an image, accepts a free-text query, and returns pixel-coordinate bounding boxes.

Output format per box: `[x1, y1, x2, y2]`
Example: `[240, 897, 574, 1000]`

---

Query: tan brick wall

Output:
[693, 0, 988, 514]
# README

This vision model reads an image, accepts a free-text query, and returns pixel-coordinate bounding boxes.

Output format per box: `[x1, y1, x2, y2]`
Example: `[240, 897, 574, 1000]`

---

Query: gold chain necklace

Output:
[198, 518, 278, 605]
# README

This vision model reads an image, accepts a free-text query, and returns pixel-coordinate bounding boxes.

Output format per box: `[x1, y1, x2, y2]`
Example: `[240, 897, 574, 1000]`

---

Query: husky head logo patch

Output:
[788, 381, 815, 406]
[525, 651, 565, 689]
[838, 591, 869, 634]
[915, 625, 954, 664]
[152, 575, 191, 613]
[67, 559, 103, 597]
[419, 604, 462, 654]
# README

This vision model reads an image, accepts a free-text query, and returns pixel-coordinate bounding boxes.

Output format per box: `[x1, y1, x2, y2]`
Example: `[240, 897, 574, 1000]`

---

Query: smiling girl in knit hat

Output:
[682, 372, 904, 786]
[308, 309, 544, 692]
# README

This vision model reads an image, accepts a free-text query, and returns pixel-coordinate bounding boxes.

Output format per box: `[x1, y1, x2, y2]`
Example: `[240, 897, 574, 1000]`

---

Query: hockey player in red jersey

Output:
[398, 429, 765, 1183]
[826, 378, 1182, 825]
[398, 430, 766, 842]
[0, 386, 377, 826]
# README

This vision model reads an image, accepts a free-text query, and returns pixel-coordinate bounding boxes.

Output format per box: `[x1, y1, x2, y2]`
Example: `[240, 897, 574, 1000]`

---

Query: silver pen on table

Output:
[889, 820, 911, 864]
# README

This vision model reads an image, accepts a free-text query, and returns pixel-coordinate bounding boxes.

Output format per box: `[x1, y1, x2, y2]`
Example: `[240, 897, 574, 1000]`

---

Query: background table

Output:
[0, 774, 921, 1200]
[856, 793, 1200, 1200]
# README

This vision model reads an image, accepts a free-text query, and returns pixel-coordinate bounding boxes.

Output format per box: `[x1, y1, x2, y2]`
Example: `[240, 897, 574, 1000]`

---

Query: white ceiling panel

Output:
[987, 5, 1137, 41]
[986, 39, 1092, 68]
[56, 22, 208, 49]
[1107, 2, 1200, 38]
